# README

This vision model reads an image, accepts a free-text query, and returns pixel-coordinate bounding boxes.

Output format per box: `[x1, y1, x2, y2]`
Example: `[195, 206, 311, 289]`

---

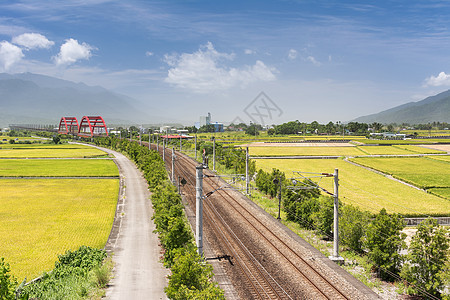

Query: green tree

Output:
[245, 124, 260, 136]
[166, 249, 225, 299]
[311, 196, 334, 237]
[365, 208, 406, 281]
[340, 204, 370, 253]
[0, 257, 16, 300]
[401, 218, 449, 298]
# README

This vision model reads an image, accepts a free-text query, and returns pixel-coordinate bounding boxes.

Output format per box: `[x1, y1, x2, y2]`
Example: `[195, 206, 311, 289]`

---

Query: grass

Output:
[0, 179, 119, 280]
[0, 147, 108, 158]
[0, 159, 119, 177]
[350, 157, 450, 190]
[249, 146, 366, 157]
[255, 158, 450, 216]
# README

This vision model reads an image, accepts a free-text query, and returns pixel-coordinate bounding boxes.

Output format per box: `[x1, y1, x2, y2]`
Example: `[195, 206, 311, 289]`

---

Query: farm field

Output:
[0, 143, 90, 149]
[392, 145, 447, 154]
[0, 159, 119, 177]
[357, 145, 420, 155]
[350, 157, 450, 192]
[0, 178, 119, 280]
[0, 147, 108, 158]
[429, 155, 450, 162]
[249, 146, 365, 156]
[255, 158, 450, 217]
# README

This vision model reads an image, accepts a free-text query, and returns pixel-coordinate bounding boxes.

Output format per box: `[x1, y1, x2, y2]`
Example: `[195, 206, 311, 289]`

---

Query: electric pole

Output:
[212, 137, 216, 172]
[195, 134, 197, 161]
[171, 147, 175, 184]
[329, 168, 344, 263]
[195, 165, 204, 256]
[245, 147, 249, 194]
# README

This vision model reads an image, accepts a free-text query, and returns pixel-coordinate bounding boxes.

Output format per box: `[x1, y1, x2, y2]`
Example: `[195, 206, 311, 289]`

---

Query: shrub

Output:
[365, 208, 406, 281]
[0, 257, 17, 300]
[340, 204, 370, 253]
[401, 218, 449, 298]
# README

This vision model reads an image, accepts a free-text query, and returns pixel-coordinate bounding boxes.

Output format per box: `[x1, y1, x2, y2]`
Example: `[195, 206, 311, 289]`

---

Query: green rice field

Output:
[0, 179, 119, 280]
[249, 146, 365, 157]
[0, 147, 108, 158]
[256, 158, 450, 217]
[0, 159, 119, 177]
[350, 157, 450, 190]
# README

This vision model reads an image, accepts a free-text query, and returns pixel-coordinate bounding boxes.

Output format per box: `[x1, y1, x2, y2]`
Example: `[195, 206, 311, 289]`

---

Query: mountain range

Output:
[0, 73, 152, 128]
[0, 72, 449, 128]
[353, 89, 450, 124]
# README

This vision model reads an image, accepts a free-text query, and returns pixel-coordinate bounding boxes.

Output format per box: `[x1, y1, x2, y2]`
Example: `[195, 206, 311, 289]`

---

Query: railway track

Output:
[147, 142, 365, 299]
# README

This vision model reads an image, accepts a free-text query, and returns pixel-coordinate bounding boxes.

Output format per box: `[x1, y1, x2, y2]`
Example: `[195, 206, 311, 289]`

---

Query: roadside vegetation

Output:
[94, 136, 225, 299]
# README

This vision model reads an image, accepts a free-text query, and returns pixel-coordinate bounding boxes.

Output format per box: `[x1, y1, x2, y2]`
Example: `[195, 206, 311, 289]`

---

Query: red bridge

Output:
[58, 116, 108, 137]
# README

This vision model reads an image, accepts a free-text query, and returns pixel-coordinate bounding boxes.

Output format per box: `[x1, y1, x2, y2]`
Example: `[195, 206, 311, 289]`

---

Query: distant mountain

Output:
[353, 90, 450, 124]
[0, 73, 152, 128]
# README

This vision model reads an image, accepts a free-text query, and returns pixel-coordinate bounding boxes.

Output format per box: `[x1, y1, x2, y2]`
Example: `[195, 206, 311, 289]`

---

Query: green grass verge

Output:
[0, 179, 119, 280]
[0, 159, 119, 177]
[428, 188, 450, 199]
[255, 158, 450, 216]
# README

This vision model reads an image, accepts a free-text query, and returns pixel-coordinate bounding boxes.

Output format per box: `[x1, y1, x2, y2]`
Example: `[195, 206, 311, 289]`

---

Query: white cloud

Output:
[288, 49, 297, 60]
[0, 41, 24, 71]
[145, 51, 154, 56]
[164, 42, 276, 93]
[307, 55, 321, 66]
[12, 33, 54, 50]
[53, 38, 95, 66]
[424, 71, 450, 86]
[244, 49, 255, 55]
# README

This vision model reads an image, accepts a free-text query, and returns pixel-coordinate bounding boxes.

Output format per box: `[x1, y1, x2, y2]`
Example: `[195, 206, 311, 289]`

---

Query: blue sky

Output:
[1, 0, 450, 125]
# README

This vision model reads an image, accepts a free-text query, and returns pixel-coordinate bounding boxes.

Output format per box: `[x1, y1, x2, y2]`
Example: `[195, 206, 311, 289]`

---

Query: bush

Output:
[365, 208, 406, 281]
[165, 249, 224, 299]
[0, 257, 17, 300]
[401, 218, 449, 298]
[340, 204, 370, 253]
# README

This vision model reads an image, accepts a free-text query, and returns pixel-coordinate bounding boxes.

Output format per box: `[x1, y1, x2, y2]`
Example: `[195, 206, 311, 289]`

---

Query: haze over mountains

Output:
[0, 73, 449, 128]
[353, 89, 450, 124]
[0, 73, 152, 128]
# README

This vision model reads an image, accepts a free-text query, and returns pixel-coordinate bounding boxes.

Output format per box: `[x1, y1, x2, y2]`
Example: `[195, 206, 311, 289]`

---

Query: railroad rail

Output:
[147, 142, 376, 299]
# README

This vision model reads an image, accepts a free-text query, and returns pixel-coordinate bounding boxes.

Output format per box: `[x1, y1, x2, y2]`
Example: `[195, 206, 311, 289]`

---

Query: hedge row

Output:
[94, 137, 224, 299]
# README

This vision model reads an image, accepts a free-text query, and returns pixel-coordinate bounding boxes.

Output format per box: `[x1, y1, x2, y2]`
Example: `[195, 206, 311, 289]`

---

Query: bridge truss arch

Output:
[58, 117, 79, 135]
[78, 116, 109, 137]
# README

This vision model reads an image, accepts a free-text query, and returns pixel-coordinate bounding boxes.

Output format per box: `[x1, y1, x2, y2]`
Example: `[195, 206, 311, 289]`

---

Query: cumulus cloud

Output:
[164, 42, 276, 93]
[244, 49, 255, 55]
[424, 71, 450, 86]
[145, 51, 154, 56]
[12, 33, 54, 50]
[0, 41, 24, 71]
[53, 38, 95, 66]
[288, 49, 297, 60]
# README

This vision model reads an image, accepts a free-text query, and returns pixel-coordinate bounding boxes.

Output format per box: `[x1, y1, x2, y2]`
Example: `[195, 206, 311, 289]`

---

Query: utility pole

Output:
[195, 165, 204, 256]
[156, 134, 159, 152]
[148, 132, 151, 150]
[194, 135, 197, 161]
[171, 147, 175, 184]
[212, 137, 216, 172]
[139, 129, 142, 146]
[245, 147, 249, 194]
[277, 176, 282, 220]
[163, 138, 165, 162]
[329, 168, 344, 263]
[180, 136, 182, 152]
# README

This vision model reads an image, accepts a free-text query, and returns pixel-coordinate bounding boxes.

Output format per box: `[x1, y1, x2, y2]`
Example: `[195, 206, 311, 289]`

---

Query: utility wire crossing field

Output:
[255, 158, 450, 217]
[0, 178, 119, 281]
[0, 159, 119, 177]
